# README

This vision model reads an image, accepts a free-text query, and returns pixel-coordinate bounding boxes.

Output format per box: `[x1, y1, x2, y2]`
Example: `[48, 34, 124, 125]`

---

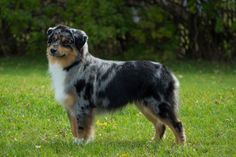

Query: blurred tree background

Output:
[0, 0, 235, 61]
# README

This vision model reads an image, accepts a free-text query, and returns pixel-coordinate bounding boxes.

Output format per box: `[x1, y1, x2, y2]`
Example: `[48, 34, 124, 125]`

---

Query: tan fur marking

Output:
[136, 104, 185, 144]
[67, 112, 79, 138]
[136, 104, 158, 123]
[64, 90, 77, 109]
[47, 45, 78, 68]
[160, 119, 186, 144]
[65, 90, 79, 138]
[136, 104, 165, 140]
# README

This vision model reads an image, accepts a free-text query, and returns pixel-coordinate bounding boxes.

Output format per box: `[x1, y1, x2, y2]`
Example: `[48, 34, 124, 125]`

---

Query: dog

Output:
[46, 25, 186, 145]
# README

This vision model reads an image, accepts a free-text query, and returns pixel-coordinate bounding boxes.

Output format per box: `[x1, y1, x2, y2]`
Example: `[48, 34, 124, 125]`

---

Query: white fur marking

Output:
[49, 63, 67, 106]
[73, 137, 85, 145]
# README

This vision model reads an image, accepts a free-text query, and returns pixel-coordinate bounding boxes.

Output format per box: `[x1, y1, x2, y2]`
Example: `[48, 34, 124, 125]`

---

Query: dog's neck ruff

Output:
[63, 60, 80, 71]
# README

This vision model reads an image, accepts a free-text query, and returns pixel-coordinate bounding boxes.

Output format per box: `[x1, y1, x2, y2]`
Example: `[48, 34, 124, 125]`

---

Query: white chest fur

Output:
[49, 63, 67, 105]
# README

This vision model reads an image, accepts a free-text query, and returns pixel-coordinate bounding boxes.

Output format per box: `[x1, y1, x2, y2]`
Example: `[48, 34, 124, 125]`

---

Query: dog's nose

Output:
[50, 48, 57, 55]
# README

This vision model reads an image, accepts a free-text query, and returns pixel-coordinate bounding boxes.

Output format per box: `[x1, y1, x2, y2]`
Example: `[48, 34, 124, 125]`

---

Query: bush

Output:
[0, 0, 177, 59]
[0, 0, 235, 61]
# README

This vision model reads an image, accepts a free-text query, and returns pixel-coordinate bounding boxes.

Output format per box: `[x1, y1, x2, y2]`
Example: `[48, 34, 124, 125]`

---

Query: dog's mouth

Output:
[49, 52, 66, 58]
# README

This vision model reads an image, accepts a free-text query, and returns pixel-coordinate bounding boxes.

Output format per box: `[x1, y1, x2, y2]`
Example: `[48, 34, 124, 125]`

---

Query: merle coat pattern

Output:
[47, 25, 186, 144]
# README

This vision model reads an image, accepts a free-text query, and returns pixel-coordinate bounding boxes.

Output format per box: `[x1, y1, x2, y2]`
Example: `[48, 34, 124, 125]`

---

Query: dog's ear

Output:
[47, 27, 54, 37]
[72, 30, 88, 51]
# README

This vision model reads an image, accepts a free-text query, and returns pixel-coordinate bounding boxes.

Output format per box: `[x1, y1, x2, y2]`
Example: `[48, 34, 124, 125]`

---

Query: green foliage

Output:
[177, 0, 236, 60]
[230, 21, 236, 31]
[0, 0, 235, 60]
[130, 6, 177, 59]
[0, 0, 177, 59]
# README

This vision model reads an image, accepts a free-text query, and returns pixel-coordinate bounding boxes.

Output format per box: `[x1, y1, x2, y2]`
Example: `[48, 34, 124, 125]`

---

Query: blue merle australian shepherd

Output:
[47, 25, 186, 145]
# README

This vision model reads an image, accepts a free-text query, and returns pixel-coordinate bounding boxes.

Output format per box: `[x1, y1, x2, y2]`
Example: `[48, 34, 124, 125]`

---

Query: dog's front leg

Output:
[64, 91, 82, 144]
[67, 111, 80, 142]
[67, 106, 95, 144]
[75, 107, 95, 144]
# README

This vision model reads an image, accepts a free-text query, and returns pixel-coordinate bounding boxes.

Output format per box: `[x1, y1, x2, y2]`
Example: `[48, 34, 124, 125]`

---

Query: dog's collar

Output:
[63, 60, 80, 71]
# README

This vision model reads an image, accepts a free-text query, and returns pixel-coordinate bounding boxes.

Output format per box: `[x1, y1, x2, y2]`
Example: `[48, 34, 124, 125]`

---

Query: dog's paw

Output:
[72, 137, 95, 145]
[85, 136, 95, 144]
[151, 134, 166, 141]
[73, 138, 85, 145]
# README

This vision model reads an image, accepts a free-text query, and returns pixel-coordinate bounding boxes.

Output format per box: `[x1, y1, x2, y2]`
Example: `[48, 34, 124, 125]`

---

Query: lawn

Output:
[0, 57, 235, 157]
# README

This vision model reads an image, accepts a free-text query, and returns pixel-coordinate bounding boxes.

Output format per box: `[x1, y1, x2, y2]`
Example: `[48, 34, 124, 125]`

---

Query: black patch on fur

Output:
[47, 28, 53, 36]
[153, 92, 161, 101]
[63, 60, 80, 71]
[159, 125, 166, 138]
[88, 75, 95, 83]
[98, 91, 105, 98]
[74, 33, 87, 51]
[47, 35, 54, 44]
[103, 61, 161, 109]
[158, 102, 177, 123]
[83, 62, 90, 71]
[174, 122, 183, 133]
[143, 100, 149, 106]
[153, 65, 178, 108]
[165, 81, 176, 105]
[158, 102, 171, 118]
[90, 103, 96, 108]
[101, 64, 116, 81]
[84, 83, 93, 100]
[74, 80, 86, 94]
[97, 71, 102, 79]
[155, 64, 161, 69]
[78, 126, 84, 130]
[62, 44, 73, 49]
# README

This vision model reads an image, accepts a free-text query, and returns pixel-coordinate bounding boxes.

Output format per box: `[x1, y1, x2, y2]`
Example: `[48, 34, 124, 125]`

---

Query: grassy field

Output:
[0, 57, 235, 157]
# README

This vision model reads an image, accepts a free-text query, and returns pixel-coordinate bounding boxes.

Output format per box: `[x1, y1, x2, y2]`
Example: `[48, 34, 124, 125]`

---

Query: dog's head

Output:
[46, 25, 88, 67]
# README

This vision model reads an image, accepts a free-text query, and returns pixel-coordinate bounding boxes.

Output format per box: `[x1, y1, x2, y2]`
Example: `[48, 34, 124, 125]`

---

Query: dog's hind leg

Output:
[141, 96, 186, 144]
[156, 102, 186, 144]
[136, 103, 166, 141]
[148, 101, 186, 144]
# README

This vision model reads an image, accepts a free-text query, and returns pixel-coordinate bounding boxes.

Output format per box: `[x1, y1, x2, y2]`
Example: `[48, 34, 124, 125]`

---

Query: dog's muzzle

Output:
[49, 48, 65, 57]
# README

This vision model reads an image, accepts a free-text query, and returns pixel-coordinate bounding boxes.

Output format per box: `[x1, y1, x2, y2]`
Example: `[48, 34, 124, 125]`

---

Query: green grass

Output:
[0, 57, 235, 156]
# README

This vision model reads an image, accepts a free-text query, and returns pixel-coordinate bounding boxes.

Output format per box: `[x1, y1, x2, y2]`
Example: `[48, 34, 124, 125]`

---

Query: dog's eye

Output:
[61, 39, 72, 47]
[62, 39, 70, 45]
